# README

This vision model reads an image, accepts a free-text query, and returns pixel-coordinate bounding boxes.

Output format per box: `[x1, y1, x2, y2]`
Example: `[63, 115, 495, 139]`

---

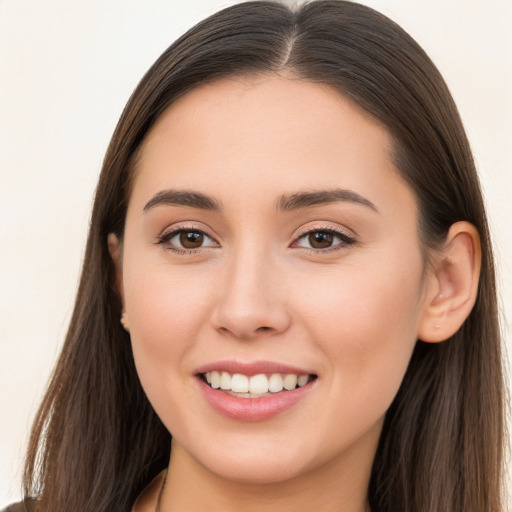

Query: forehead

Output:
[139, 75, 392, 165]
[130, 75, 415, 217]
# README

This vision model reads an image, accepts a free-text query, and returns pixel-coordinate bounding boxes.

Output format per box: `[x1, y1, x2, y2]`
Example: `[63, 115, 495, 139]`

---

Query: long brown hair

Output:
[23, 2, 504, 511]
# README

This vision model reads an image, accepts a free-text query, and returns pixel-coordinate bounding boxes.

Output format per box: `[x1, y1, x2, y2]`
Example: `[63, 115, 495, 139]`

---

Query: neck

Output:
[158, 434, 377, 512]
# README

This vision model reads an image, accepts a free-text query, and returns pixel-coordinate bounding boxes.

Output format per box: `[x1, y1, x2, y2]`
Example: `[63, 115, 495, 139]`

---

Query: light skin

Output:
[109, 75, 481, 512]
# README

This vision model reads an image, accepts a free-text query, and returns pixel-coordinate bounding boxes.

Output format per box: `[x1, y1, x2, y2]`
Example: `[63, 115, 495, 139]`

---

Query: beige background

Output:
[1, 0, 511, 507]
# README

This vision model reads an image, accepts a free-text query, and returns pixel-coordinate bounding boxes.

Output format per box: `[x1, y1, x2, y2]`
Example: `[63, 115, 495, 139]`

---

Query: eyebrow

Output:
[276, 189, 378, 213]
[143, 189, 221, 212]
[142, 187, 378, 214]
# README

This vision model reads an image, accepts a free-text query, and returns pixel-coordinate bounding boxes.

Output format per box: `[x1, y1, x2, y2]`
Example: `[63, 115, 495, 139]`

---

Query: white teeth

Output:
[204, 371, 312, 394]
[283, 374, 298, 390]
[210, 372, 220, 389]
[249, 374, 269, 394]
[231, 373, 249, 393]
[268, 373, 284, 392]
[297, 374, 309, 387]
[220, 371, 231, 390]
[210, 371, 220, 389]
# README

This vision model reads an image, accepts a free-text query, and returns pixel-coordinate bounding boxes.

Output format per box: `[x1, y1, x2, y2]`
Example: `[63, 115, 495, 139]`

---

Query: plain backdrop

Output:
[1, 0, 511, 507]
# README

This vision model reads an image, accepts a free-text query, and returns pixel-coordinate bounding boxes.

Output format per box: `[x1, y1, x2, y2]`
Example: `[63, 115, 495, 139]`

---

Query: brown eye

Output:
[308, 231, 334, 249]
[157, 228, 217, 252]
[293, 228, 355, 252]
[179, 231, 204, 249]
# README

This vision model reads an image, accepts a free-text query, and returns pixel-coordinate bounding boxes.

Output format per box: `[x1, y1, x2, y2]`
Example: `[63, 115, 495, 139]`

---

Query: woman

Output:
[3, 1, 505, 511]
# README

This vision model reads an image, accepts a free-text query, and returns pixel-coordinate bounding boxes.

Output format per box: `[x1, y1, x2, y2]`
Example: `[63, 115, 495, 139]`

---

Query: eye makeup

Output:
[154, 222, 357, 256]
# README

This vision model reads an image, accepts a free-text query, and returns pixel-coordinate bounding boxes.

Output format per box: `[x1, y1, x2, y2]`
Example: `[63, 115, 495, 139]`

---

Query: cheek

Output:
[122, 263, 221, 434]
[122, 256, 217, 396]
[125, 259, 212, 340]
[298, 251, 424, 403]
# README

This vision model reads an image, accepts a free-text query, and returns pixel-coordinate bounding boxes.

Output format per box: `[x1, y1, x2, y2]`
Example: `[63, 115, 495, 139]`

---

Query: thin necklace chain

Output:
[154, 469, 168, 512]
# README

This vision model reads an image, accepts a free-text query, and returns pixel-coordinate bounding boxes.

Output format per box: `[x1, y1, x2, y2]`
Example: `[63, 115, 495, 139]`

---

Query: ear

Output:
[418, 221, 481, 343]
[108, 233, 125, 309]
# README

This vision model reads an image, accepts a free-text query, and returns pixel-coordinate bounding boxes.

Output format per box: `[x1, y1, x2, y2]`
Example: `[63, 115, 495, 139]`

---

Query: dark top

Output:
[2, 502, 39, 512]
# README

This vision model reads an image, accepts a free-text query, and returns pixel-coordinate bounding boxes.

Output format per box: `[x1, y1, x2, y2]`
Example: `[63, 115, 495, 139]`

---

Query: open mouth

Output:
[200, 371, 318, 398]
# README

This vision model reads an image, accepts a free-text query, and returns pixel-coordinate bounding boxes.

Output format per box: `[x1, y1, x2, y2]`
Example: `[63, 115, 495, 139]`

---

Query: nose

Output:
[211, 248, 291, 340]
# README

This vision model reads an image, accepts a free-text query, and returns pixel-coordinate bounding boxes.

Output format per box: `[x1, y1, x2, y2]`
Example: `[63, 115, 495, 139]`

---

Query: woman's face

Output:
[117, 76, 434, 485]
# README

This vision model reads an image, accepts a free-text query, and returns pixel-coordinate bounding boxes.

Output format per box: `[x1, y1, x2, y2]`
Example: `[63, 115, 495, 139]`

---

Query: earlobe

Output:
[108, 233, 125, 308]
[418, 221, 481, 343]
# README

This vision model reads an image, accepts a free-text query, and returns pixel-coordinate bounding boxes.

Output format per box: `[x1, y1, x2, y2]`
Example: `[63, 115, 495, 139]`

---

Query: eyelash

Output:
[155, 225, 356, 254]
[156, 225, 219, 255]
[292, 226, 356, 253]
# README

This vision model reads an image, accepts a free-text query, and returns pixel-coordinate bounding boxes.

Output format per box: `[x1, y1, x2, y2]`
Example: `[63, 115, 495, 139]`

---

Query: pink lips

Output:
[195, 360, 317, 422]
[195, 360, 315, 376]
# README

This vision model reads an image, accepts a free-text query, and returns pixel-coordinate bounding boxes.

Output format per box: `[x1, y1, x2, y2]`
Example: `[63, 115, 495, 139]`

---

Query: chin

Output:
[179, 435, 315, 485]
[204, 454, 310, 485]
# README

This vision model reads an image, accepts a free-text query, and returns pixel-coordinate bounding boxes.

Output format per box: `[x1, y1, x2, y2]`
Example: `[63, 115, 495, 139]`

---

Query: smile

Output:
[196, 363, 318, 421]
[203, 371, 314, 397]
